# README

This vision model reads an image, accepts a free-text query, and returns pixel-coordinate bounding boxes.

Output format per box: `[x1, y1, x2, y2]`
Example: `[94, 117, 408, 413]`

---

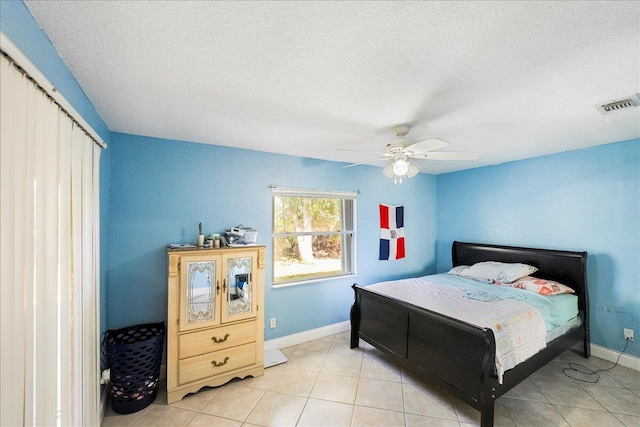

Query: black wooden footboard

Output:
[351, 285, 498, 425]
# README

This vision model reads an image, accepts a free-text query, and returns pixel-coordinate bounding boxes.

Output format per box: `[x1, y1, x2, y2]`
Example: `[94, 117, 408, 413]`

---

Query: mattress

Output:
[365, 273, 580, 382]
[547, 315, 581, 343]
[368, 273, 578, 330]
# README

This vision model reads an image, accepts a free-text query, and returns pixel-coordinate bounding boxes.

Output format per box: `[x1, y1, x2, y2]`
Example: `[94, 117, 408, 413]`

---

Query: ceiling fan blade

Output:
[343, 156, 387, 168]
[335, 147, 388, 156]
[405, 138, 450, 155]
[418, 151, 481, 161]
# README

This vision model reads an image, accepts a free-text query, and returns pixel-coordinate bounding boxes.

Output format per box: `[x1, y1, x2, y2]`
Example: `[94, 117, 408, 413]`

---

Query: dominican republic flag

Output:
[379, 204, 405, 260]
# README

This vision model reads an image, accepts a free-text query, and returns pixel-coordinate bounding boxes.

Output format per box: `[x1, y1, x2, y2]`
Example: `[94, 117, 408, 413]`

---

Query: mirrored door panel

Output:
[180, 255, 221, 331]
[225, 256, 253, 317]
[186, 260, 216, 323]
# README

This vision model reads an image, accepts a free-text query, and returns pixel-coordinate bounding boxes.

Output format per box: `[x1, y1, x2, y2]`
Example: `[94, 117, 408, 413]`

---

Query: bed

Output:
[350, 241, 589, 427]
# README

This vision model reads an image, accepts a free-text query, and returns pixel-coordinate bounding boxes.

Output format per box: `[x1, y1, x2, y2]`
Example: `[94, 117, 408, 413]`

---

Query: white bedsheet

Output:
[366, 275, 548, 383]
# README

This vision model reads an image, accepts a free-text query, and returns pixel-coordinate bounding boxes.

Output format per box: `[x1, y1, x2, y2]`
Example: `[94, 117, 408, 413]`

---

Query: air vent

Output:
[596, 93, 640, 115]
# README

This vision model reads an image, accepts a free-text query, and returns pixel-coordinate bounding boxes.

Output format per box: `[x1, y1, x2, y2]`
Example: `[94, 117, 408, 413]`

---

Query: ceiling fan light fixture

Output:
[392, 158, 409, 176]
[383, 157, 419, 183]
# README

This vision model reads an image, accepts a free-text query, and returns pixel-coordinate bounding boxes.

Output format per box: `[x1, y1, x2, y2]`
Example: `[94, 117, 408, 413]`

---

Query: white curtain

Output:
[1, 49, 102, 426]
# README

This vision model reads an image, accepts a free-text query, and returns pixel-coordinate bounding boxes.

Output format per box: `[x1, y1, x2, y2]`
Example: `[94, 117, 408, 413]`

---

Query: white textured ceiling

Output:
[25, 1, 640, 174]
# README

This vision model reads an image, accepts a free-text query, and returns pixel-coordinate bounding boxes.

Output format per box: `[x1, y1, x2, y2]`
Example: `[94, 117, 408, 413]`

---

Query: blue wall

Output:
[106, 133, 438, 340]
[437, 139, 640, 357]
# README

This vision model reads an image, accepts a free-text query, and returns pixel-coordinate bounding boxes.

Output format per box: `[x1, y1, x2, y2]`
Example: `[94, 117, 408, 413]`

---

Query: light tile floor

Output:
[102, 332, 640, 427]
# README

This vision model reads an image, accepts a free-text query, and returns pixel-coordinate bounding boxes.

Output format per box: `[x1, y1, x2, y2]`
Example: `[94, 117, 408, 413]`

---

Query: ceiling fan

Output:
[341, 125, 480, 183]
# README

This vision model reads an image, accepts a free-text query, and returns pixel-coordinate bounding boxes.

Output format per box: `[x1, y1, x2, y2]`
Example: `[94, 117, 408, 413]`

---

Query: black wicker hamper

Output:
[104, 322, 165, 414]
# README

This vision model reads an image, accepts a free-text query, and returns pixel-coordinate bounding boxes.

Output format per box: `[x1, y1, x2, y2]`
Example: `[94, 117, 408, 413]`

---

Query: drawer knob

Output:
[211, 333, 230, 343]
[211, 357, 230, 367]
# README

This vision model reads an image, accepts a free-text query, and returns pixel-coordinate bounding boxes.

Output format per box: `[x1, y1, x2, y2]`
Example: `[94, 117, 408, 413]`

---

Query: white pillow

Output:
[448, 265, 470, 276]
[459, 261, 538, 284]
[449, 264, 493, 283]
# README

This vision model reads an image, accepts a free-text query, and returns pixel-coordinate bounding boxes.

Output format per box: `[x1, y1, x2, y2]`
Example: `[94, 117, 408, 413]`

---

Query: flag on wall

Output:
[379, 204, 405, 260]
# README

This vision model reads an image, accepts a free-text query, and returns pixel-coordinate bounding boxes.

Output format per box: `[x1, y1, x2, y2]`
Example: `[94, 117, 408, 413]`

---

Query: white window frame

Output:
[271, 188, 357, 287]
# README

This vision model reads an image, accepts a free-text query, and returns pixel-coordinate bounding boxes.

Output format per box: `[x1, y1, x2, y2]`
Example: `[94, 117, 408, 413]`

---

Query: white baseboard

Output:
[265, 321, 351, 351]
[590, 343, 639, 372]
[99, 385, 108, 423]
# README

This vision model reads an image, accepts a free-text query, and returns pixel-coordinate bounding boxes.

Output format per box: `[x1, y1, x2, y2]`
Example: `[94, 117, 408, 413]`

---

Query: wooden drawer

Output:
[178, 342, 256, 385]
[179, 321, 256, 360]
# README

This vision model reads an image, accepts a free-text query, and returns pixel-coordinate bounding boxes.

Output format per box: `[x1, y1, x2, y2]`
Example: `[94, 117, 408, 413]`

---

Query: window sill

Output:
[271, 273, 358, 289]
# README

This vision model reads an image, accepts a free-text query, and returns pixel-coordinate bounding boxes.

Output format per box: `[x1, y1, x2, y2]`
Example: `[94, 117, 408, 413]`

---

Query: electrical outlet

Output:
[624, 328, 634, 341]
[270, 318, 277, 329]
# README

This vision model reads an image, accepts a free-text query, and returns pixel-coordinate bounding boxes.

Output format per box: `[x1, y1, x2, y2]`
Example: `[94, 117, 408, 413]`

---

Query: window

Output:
[272, 188, 356, 286]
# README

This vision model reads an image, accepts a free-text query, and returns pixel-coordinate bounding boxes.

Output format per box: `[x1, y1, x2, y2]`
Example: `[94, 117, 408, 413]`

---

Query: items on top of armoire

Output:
[223, 225, 258, 247]
[167, 223, 258, 249]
